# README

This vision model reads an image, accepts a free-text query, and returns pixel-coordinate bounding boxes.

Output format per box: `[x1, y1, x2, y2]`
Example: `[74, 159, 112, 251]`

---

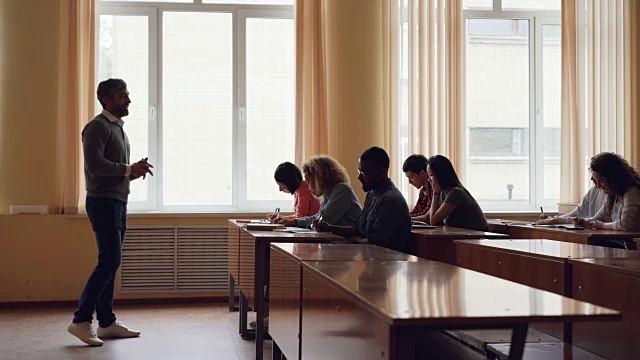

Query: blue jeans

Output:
[73, 196, 127, 328]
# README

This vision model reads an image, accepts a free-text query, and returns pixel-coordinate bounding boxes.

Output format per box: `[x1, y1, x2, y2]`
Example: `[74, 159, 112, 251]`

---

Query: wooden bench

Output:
[487, 342, 605, 360]
[446, 328, 560, 352]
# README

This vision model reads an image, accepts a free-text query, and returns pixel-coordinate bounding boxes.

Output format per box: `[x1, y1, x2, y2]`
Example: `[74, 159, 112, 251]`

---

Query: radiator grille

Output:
[120, 226, 228, 293]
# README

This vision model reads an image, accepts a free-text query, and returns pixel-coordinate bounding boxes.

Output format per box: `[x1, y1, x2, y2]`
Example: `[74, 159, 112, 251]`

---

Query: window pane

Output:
[463, 0, 493, 10]
[246, 18, 295, 201]
[99, 15, 149, 203]
[502, 0, 560, 11]
[162, 12, 233, 206]
[542, 24, 561, 201]
[465, 19, 530, 203]
[204, 0, 293, 4]
[103, 0, 192, 3]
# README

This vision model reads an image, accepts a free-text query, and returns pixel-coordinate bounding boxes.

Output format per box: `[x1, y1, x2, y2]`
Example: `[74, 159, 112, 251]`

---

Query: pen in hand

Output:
[273, 207, 280, 224]
[540, 206, 545, 219]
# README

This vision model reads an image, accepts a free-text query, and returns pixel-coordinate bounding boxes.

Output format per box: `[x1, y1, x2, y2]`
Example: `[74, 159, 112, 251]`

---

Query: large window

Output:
[464, 0, 560, 211]
[99, 1, 295, 212]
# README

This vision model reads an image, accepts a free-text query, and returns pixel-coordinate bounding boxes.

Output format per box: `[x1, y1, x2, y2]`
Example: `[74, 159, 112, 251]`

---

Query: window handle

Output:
[239, 106, 245, 123]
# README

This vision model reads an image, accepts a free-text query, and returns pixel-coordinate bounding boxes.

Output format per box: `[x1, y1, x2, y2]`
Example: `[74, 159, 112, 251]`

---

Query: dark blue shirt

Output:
[356, 179, 412, 253]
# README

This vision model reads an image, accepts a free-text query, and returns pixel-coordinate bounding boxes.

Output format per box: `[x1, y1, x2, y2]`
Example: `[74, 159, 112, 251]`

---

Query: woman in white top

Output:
[536, 186, 606, 224]
[573, 153, 640, 246]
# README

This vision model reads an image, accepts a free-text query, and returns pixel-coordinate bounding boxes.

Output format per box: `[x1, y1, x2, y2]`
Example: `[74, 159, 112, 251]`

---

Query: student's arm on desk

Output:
[574, 204, 609, 229]
[429, 190, 457, 226]
[412, 213, 430, 224]
[319, 184, 357, 225]
[315, 221, 357, 239]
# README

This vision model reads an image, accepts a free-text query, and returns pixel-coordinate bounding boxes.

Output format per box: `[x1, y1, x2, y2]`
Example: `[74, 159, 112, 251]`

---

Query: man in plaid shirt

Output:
[403, 154, 433, 223]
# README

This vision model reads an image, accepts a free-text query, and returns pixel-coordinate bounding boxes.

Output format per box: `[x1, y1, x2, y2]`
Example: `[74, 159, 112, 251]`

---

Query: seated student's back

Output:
[439, 187, 488, 231]
[427, 155, 488, 232]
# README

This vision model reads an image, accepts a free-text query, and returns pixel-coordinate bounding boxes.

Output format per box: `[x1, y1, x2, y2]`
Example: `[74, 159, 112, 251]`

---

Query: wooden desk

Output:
[569, 258, 640, 360]
[227, 219, 247, 311]
[486, 219, 510, 234]
[409, 226, 508, 265]
[455, 239, 640, 341]
[455, 240, 640, 294]
[505, 223, 640, 246]
[300, 260, 619, 360]
[270, 243, 420, 360]
[237, 229, 344, 360]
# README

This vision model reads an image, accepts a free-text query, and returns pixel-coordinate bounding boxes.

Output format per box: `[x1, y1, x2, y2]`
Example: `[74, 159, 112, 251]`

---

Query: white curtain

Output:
[384, 0, 463, 204]
[382, 0, 401, 183]
[561, 0, 635, 204]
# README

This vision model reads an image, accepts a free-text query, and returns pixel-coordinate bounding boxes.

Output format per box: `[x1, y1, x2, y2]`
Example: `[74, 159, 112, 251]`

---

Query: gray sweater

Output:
[295, 182, 362, 228]
[586, 186, 640, 231]
[82, 114, 131, 202]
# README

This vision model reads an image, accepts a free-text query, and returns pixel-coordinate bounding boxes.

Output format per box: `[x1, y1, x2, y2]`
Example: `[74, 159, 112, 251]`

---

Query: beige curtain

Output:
[625, 0, 640, 170]
[382, 0, 401, 183]
[561, 0, 635, 204]
[56, 0, 98, 214]
[294, 0, 333, 165]
[390, 0, 463, 204]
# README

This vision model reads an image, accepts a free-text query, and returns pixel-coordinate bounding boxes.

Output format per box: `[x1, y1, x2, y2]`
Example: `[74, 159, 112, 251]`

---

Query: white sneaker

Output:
[97, 320, 141, 338]
[249, 316, 269, 330]
[67, 321, 104, 346]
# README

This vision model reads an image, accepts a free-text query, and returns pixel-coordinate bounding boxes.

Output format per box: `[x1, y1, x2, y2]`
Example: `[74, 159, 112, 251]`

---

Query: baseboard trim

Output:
[0, 296, 238, 308]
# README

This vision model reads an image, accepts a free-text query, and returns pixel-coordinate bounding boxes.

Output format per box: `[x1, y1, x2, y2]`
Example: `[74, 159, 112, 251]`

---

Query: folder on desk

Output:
[532, 224, 585, 230]
[412, 220, 436, 230]
[273, 227, 329, 234]
[245, 223, 285, 231]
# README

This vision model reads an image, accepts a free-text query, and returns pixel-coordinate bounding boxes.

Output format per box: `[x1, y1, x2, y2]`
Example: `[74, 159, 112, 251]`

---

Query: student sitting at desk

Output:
[316, 147, 412, 253]
[403, 154, 433, 224]
[266, 162, 320, 221]
[277, 155, 362, 228]
[574, 152, 640, 234]
[536, 186, 606, 225]
[427, 155, 488, 231]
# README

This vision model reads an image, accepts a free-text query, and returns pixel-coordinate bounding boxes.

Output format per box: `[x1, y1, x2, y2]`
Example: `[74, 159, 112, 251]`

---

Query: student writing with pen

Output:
[266, 162, 320, 222]
[536, 185, 606, 226]
[571, 153, 640, 248]
[276, 156, 361, 228]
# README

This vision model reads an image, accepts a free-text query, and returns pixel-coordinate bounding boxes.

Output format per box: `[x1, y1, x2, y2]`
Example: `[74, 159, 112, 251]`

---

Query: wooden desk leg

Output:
[255, 241, 268, 360]
[392, 328, 416, 360]
[509, 324, 529, 360]
[229, 273, 238, 312]
[272, 341, 283, 360]
[239, 290, 256, 339]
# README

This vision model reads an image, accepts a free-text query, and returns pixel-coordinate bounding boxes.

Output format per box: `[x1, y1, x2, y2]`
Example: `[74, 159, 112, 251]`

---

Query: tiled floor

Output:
[0, 302, 272, 360]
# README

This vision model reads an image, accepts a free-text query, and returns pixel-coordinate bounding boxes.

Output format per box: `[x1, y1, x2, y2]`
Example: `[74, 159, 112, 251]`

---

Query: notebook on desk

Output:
[412, 220, 436, 230]
[273, 227, 331, 234]
[532, 224, 585, 230]
[245, 223, 285, 231]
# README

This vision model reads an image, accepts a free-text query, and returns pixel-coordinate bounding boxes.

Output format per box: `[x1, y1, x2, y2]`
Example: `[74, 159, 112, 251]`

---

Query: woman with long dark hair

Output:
[574, 152, 640, 232]
[427, 155, 488, 231]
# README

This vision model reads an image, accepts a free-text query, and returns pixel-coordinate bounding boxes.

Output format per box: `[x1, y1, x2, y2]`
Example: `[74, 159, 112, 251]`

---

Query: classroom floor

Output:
[0, 301, 271, 360]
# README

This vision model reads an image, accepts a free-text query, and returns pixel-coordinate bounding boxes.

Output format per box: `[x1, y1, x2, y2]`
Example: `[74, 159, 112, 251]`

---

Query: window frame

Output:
[463, 0, 561, 212]
[99, 0, 295, 213]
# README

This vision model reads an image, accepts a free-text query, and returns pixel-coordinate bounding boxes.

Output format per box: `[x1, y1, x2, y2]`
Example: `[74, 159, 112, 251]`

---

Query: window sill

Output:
[66, 211, 291, 219]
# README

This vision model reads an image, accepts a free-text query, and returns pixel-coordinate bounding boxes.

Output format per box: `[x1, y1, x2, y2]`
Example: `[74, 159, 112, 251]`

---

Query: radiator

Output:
[119, 225, 228, 293]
